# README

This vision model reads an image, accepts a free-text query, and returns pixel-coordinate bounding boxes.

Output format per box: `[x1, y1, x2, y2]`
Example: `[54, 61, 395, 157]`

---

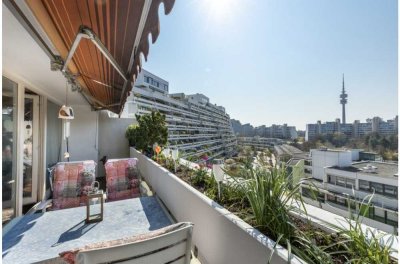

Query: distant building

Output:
[297, 148, 397, 233]
[231, 119, 298, 139]
[305, 116, 398, 141]
[114, 69, 237, 161]
[237, 136, 283, 150]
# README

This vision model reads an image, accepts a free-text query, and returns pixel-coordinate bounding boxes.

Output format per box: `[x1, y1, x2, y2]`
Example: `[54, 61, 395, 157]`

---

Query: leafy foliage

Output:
[125, 111, 168, 154]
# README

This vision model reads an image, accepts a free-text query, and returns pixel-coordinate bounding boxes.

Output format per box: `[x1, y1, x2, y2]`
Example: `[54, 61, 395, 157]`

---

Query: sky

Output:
[142, 0, 398, 130]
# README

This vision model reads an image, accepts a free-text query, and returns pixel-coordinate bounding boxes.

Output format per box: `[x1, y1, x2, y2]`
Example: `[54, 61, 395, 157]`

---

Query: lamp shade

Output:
[171, 149, 179, 160]
[58, 105, 74, 119]
[162, 148, 171, 158]
[212, 164, 224, 182]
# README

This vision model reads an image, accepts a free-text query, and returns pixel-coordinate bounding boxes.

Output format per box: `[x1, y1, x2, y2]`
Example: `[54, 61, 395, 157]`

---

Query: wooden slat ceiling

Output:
[25, 0, 175, 114]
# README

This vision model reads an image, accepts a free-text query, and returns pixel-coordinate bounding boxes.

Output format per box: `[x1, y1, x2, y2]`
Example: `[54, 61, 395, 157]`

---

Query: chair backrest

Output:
[52, 160, 96, 210]
[105, 158, 140, 201]
[76, 222, 193, 264]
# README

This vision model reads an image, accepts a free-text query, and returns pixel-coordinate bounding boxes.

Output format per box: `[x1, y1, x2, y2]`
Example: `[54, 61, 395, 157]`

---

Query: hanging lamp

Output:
[58, 81, 74, 119]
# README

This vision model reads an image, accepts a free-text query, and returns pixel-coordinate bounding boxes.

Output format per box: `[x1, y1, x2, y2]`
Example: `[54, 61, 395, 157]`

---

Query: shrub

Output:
[125, 111, 168, 154]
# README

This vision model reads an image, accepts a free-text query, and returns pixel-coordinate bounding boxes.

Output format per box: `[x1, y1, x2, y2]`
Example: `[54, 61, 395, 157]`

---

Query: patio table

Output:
[2, 197, 172, 264]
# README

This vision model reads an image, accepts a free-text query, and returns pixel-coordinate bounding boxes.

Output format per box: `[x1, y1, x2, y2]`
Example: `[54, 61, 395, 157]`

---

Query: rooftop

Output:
[329, 161, 398, 178]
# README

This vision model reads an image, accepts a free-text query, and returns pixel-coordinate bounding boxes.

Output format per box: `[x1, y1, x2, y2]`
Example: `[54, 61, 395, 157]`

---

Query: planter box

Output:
[130, 147, 305, 264]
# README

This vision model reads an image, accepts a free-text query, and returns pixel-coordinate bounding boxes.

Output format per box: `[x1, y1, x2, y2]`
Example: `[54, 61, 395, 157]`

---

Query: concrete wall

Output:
[311, 150, 352, 180]
[65, 105, 98, 164]
[97, 111, 137, 177]
[130, 148, 305, 264]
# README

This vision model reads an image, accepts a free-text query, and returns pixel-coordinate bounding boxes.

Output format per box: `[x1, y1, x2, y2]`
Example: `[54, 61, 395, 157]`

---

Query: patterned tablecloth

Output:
[2, 197, 172, 264]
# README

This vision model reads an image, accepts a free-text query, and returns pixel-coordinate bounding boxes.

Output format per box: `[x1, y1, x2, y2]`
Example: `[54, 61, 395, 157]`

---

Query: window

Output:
[144, 76, 151, 83]
[373, 207, 385, 222]
[370, 182, 384, 194]
[387, 211, 398, 226]
[336, 177, 346, 187]
[384, 185, 397, 197]
[328, 175, 336, 184]
[346, 178, 355, 189]
[359, 180, 370, 192]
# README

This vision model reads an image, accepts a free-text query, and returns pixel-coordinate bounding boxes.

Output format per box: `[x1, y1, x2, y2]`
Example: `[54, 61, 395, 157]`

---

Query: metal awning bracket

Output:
[61, 26, 128, 83]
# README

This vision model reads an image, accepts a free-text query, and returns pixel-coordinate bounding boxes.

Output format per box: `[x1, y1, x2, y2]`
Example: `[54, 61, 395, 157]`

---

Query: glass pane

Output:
[336, 177, 346, 187]
[371, 182, 383, 194]
[23, 98, 34, 198]
[2, 77, 17, 224]
[328, 175, 335, 184]
[346, 179, 355, 189]
[359, 180, 370, 191]
[384, 185, 396, 196]
[387, 211, 398, 222]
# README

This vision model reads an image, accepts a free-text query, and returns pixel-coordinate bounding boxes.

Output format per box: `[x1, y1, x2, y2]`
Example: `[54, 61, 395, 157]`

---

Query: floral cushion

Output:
[105, 158, 140, 202]
[52, 160, 96, 210]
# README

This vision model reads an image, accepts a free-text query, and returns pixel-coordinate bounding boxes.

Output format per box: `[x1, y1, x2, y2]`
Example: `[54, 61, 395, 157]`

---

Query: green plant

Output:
[326, 194, 397, 264]
[125, 111, 168, 154]
[125, 124, 139, 147]
[235, 165, 306, 242]
[191, 166, 208, 187]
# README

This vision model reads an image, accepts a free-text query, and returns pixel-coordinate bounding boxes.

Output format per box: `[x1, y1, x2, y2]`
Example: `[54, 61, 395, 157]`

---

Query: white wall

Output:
[64, 105, 98, 164]
[97, 111, 137, 177]
[311, 149, 352, 180]
[130, 148, 305, 264]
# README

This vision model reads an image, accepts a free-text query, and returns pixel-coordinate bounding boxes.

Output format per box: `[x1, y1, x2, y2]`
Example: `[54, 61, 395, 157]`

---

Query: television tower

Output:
[340, 74, 348, 124]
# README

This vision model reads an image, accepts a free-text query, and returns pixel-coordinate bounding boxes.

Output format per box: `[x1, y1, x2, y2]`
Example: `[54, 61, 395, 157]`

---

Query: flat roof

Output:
[329, 161, 398, 178]
[311, 148, 351, 153]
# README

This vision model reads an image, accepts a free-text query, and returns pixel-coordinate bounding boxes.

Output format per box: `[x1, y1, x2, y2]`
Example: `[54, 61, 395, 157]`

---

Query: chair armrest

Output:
[140, 181, 153, 197]
[26, 199, 52, 214]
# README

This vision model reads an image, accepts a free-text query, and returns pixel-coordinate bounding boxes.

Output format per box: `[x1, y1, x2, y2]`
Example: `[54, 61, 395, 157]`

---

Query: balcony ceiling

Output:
[2, 5, 85, 105]
[24, 0, 174, 114]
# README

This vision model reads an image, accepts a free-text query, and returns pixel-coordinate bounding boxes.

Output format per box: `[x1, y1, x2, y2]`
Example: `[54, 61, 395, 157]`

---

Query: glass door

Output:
[23, 94, 39, 205]
[2, 77, 18, 224]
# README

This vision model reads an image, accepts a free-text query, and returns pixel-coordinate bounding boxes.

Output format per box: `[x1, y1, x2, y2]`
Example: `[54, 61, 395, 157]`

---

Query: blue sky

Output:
[143, 0, 398, 130]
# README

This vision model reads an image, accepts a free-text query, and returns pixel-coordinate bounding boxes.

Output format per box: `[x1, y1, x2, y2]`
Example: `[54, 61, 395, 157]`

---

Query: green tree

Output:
[379, 137, 391, 149]
[125, 111, 168, 154]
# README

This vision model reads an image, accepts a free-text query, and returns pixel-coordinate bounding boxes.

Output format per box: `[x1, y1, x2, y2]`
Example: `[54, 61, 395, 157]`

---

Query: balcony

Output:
[2, 1, 398, 263]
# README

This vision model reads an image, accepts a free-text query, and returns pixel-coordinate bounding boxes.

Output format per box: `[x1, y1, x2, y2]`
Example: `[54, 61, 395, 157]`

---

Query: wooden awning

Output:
[25, 0, 175, 114]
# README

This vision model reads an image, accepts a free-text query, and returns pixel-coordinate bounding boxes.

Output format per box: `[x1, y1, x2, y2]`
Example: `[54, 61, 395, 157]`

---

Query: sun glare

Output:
[200, 0, 241, 25]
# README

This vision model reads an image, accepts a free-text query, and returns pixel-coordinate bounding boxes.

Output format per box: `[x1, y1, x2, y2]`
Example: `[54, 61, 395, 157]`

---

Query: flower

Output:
[155, 145, 161, 154]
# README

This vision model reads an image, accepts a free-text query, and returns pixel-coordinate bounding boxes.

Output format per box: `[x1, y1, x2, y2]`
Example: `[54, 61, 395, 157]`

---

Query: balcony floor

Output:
[3, 197, 172, 264]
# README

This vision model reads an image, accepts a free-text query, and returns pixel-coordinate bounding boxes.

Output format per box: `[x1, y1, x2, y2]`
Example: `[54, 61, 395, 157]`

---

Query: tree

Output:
[125, 111, 168, 154]
[388, 134, 398, 150]
[379, 137, 391, 149]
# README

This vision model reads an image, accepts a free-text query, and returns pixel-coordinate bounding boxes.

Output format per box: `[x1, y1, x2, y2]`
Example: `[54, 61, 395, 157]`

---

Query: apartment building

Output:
[299, 148, 398, 233]
[305, 116, 398, 141]
[231, 119, 298, 139]
[237, 136, 283, 150]
[114, 69, 237, 161]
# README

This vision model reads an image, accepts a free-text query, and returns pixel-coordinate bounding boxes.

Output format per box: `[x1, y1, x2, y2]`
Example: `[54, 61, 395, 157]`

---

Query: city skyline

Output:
[142, 0, 398, 130]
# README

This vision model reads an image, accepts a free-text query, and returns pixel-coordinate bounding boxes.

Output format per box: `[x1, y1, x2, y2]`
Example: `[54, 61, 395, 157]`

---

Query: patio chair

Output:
[104, 158, 141, 202]
[60, 222, 194, 264]
[28, 160, 97, 213]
